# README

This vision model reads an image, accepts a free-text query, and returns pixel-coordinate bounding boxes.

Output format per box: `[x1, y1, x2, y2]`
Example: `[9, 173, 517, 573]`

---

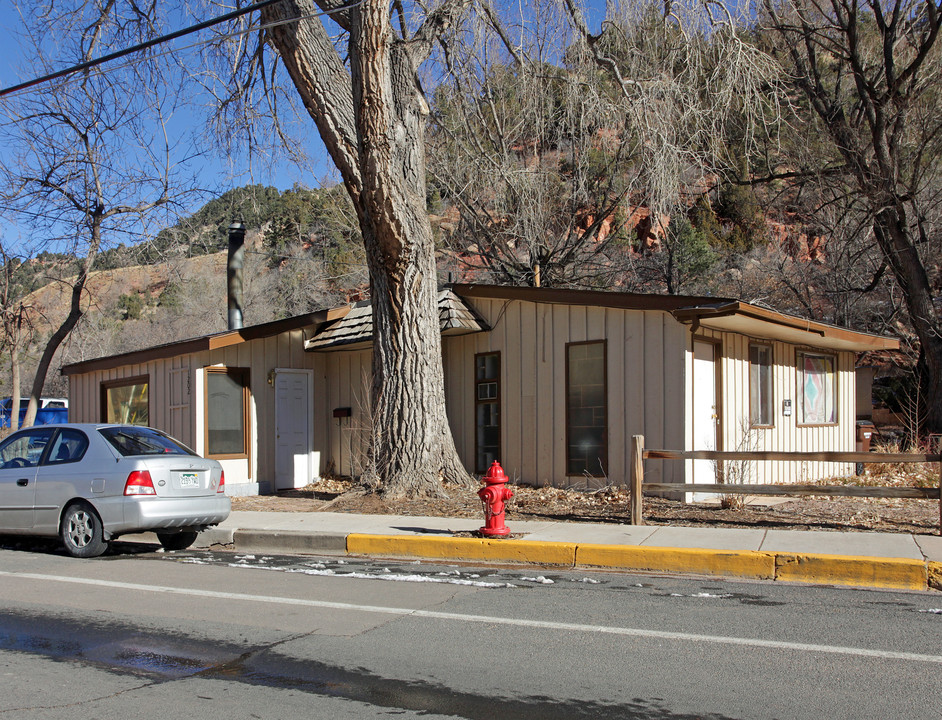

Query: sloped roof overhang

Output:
[61, 307, 347, 376]
[452, 284, 899, 353]
[671, 301, 900, 352]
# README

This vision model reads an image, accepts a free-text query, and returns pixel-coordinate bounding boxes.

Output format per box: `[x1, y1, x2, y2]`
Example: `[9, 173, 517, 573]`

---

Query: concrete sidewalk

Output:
[179, 511, 942, 592]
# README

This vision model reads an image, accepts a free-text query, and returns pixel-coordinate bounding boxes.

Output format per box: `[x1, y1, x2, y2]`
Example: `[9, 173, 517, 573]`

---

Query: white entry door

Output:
[274, 369, 313, 491]
[691, 341, 719, 498]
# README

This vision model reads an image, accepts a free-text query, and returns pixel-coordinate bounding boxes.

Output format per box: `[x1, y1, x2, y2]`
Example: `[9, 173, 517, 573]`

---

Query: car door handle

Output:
[16, 478, 28, 487]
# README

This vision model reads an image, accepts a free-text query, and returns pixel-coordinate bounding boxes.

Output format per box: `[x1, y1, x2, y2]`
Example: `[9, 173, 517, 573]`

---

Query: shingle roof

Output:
[304, 289, 489, 351]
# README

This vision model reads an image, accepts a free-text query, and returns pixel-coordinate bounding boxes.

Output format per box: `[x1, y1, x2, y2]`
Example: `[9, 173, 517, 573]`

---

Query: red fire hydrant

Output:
[478, 461, 513, 537]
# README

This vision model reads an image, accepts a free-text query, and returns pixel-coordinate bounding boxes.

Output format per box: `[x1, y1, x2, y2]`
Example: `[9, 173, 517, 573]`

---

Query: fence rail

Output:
[628, 435, 942, 534]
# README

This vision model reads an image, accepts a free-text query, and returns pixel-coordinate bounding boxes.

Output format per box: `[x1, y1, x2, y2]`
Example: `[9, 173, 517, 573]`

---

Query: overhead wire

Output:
[0, 0, 366, 98]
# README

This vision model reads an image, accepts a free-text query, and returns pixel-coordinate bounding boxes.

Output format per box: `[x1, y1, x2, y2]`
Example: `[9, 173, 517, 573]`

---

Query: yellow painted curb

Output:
[929, 562, 942, 591]
[346, 534, 576, 565]
[345, 535, 935, 591]
[775, 553, 928, 590]
[576, 544, 776, 580]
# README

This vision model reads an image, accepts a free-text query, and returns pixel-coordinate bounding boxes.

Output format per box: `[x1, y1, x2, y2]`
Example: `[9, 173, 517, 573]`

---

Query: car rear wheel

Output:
[156, 530, 199, 551]
[61, 503, 108, 558]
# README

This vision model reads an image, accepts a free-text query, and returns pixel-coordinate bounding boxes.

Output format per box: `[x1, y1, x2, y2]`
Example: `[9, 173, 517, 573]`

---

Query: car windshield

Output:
[99, 426, 197, 457]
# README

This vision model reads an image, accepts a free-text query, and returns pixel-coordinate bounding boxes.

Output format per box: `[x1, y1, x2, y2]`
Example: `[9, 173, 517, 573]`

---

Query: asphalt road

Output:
[0, 540, 940, 719]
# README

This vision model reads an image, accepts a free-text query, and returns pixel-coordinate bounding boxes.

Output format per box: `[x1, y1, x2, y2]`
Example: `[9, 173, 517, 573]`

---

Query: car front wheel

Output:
[156, 531, 199, 551]
[61, 503, 108, 558]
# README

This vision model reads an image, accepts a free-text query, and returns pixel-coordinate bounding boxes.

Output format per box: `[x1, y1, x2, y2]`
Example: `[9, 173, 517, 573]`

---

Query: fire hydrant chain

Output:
[478, 461, 513, 537]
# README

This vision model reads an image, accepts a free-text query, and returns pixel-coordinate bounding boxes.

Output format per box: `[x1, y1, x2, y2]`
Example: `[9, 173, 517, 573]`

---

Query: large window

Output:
[205, 367, 250, 458]
[567, 341, 607, 476]
[101, 376, 149, 425]
[750, 344, 773, 427]
[798, 352, 837, 425]
[475, 353, 500, 473]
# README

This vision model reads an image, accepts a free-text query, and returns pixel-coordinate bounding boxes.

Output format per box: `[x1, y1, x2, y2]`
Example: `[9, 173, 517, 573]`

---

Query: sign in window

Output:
[799, 353, 836, 425]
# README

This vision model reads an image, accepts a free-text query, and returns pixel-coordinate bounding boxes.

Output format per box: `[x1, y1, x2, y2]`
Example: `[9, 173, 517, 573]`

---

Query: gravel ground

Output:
[232, 475, 942, 536]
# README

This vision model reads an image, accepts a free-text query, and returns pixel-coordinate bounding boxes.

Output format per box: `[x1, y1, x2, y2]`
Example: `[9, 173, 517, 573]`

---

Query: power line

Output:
[0, 0, 365, 98]
[0, 0, 282, 98]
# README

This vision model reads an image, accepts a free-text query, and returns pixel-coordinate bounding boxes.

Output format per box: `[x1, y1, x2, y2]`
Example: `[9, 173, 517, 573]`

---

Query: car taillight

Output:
[217, 470, 226, 493]
[124, 470, 156, 496]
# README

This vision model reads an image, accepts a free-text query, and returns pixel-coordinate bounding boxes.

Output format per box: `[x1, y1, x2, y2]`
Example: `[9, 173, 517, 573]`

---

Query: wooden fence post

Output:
[631, 435, 644, 525]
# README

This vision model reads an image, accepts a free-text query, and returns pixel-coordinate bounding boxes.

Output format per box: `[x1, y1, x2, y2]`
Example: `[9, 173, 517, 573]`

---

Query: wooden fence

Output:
[628, 435, 942, 534]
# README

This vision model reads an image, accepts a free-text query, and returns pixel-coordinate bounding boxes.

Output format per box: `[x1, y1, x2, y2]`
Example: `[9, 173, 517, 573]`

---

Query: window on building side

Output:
[750, 344, 773, 427]
[798, 353, 837, 425]
[101, 377, 149, 426]
[205, 367, 250, 457]
[475, 353, 500, 473]
[567, 341, 607, 476]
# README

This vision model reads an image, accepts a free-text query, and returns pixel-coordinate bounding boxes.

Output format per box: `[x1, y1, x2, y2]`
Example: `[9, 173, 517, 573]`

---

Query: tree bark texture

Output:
[264, 0, 471, 495]
[22, 233, 98, 428]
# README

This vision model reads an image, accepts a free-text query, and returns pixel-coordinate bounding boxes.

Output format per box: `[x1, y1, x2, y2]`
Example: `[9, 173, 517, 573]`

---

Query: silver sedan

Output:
[0, 423, 230, 557]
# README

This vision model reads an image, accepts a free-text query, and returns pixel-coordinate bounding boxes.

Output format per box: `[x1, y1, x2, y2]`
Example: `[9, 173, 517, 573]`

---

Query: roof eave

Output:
[672, 302, 900, 352]
[62, 307, 345, 376]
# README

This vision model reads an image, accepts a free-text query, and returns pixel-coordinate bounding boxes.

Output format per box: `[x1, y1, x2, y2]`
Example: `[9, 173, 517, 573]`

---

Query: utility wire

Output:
[0, 0, 283, 98]
[0, 0, 364, 98]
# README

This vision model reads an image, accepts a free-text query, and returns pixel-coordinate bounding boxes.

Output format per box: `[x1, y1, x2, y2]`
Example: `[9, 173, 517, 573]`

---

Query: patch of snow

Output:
[670, 592, 733, 599]
[522, 576, 554, 584]
[287, 567, 515, 588]
[220, 560, 516, 588]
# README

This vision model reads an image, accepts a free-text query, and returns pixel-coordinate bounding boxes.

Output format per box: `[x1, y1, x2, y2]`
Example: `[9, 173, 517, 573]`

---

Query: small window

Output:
[475, 353, 500, 473]
[46, 429, 89, 465]
[101, 377, 149, 425]
[798, 352, 837, 425]
[205, 367, 250, 458]
[750, 344, 773, 427]
[567, 341, 607, 476]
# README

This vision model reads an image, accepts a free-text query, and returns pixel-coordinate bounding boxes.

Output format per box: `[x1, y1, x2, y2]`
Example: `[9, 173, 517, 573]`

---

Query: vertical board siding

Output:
[325, 349, 371, 476]
[443, 299, 689, 489]
[68, 298, 866, 495]
[712, 332, 856, 484]
[607, 309, 627, 486]
[504, 301, 522, 480]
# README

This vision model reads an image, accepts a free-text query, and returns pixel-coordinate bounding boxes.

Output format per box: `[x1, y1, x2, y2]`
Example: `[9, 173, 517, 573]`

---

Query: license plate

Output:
[179, 473, 199, 488]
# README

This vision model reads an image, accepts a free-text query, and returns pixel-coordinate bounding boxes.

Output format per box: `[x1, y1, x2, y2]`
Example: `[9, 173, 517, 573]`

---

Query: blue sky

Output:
[0, 1, 609, 256]
[0, 3, 333, 192]
[0, 3, 334, 254]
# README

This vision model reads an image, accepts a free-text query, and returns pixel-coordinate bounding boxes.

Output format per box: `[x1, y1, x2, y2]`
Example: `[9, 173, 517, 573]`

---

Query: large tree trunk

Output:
[766, 0, 942, 434]
[872, 205, 942, 432]
[21, 238, 96, 428]
[264, 0, 471, 496]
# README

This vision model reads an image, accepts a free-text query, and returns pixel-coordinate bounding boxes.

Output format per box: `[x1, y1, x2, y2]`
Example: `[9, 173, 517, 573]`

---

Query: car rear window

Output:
[99, 427, 197, 457]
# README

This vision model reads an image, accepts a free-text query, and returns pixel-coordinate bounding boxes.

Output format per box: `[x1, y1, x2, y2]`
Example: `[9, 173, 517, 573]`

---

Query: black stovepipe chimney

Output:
[227, 221, 246, 330]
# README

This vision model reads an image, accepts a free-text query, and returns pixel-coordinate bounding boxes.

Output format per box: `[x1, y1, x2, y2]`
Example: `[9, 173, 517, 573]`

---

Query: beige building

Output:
[62, 285, 899, 496]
